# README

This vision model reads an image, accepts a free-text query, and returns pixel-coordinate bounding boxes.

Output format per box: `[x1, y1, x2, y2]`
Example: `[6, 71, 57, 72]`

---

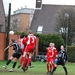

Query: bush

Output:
[15, 32, 26, 35]
[35, 34, 65, 52]
[67, 46, 75, 62]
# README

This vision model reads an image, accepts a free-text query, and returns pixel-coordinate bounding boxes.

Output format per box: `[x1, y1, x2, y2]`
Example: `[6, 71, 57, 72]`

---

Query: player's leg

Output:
[3, 55, 14, 69]
[29, 61, 34, 68]
[50, 59, 54, 72]
[17, 55, 24, 68]
[62, 64, 68, 75]
[17, 49, 24, 68]
[50, 59, 59, 74]
[27, 52, 32, 66]
[50, 64, 58, 74]
[21, 53, 29, 72]
[46, 63, 50, 74]
[46, 58, 50, 74]
[21, 54, 28, 69]
[9, 53, 21, 72]
[25, 46, 33, 66]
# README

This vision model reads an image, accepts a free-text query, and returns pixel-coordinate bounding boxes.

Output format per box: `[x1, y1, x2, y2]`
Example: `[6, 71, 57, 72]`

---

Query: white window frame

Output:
[37, 25, 43, 34]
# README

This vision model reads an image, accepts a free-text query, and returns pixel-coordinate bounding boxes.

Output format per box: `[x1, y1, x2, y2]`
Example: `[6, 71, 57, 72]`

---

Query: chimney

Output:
[36, 0, 42, 8]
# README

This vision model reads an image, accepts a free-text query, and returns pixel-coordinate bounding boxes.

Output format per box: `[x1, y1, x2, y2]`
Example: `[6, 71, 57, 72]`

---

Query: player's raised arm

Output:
[4, 46, 10, 51]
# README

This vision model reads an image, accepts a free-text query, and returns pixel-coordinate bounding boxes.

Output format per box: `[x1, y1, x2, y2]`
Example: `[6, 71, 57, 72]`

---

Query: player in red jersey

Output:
[17, 34, 26, 68]
[46, 43, 54, 74]
[51, 43, 58, 70]
[46, 43, 58, 74]
[21, 30, 36, 72]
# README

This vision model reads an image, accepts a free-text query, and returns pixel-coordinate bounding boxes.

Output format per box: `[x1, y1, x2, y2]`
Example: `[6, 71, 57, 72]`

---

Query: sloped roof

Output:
[30, 4, 74, 34]
[0, 0, 5, 32]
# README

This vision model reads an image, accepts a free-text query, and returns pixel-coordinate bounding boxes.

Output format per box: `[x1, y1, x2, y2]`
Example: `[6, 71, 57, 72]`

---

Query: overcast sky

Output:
[3, 0, 75, 14]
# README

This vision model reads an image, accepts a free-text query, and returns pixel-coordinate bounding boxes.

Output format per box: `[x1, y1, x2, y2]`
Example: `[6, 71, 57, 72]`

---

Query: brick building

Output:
[10, 8, 34, 32]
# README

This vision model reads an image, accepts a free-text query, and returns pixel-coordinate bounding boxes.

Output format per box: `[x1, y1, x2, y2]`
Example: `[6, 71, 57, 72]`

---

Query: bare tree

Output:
[54, 6, 75, 44]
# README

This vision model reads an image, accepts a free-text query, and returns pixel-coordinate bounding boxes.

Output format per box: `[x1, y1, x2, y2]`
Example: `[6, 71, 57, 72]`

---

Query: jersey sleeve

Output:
[22, 37, 28, 45]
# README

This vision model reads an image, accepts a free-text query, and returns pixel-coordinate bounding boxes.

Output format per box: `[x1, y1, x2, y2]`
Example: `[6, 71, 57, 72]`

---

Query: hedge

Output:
[15, 32, 75, 62]
[67, 46, 75, 62]
[35, 34, 65, 52]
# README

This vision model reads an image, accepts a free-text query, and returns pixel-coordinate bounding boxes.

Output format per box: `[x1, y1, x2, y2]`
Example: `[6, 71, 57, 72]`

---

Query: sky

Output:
[3, 0, 75, 14]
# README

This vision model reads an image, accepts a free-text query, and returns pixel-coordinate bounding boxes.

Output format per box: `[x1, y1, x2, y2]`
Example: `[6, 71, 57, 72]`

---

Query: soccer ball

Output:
[54, 58, 58, 64]
[9, 30, 14, 35]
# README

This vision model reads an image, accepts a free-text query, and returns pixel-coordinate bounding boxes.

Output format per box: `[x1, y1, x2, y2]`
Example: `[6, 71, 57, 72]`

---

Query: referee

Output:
[50, 45, 68, 75]
[3, 39, 22, 72]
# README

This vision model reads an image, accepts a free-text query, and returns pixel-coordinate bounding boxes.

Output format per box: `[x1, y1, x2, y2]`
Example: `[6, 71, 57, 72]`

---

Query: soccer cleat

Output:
[50, 71, 53, 75]
[47, 71, 50, 74]
[29, 65, 34, 68]
[17, 65, 21, 69]
[2, 65, 7, 69]
[25, 65, 28, 71]
[21, 68, 26, 72]
[65, 73, 68, 75]
[9, 68, 14, 72]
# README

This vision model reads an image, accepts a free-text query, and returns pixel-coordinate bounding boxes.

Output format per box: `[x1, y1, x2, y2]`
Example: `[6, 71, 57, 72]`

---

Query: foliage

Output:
[15, 32, 26, 35]
[67, 46, 75, 62]
[35, 34, 65, 52]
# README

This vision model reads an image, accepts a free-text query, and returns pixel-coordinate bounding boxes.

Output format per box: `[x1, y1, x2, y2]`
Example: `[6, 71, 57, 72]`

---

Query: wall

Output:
[0, 32, 39, 60]
[0, 32, 6, 60]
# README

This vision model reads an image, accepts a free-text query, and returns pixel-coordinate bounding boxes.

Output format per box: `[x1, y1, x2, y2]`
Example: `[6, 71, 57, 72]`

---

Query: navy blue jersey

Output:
[9, 42, 22, 54]
[57, 50, 68, 61]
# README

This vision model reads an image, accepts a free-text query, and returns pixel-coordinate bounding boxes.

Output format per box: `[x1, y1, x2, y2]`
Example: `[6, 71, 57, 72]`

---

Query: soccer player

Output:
[51, 43, 58, 69]
[3, 39, 22, 72]
[46, 43, 54, 74]
[17, 34, 26, 68]
[51, 45, 68, 75]
[46, 43, 58, 74]
[21, 30, 36, 72]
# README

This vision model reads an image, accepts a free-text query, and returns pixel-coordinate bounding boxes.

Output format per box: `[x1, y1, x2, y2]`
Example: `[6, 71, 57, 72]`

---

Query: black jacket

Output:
[57, 50, 68, 61]
[9, 42, 22, 54]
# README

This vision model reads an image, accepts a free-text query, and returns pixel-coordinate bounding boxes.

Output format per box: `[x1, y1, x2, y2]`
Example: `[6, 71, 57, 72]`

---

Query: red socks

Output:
[27, 58, 31, 65]
[47, 64, 49, 72]
[20, 57, 24, 65]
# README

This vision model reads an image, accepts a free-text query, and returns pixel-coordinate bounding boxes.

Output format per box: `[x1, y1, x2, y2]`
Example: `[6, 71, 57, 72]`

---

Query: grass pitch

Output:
[0, 61, 75, 75]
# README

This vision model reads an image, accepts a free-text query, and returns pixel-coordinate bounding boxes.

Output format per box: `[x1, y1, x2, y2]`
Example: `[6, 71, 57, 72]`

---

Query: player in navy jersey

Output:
[50, 45, 68, 75]
[3, 39, 21, 72]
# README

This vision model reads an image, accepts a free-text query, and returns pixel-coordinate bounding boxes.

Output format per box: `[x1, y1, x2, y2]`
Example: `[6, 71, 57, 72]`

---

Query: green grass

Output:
[0, 61, 75, 75]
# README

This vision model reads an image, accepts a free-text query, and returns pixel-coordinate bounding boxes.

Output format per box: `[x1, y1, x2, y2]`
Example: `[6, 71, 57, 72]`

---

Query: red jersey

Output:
[22, 37, 28, 45]
[51, 47, 58, 59]
[18, 38, 25, 54]
[18, 38, 24, 50]
[46, 47, 54, 58]
[27, 34, 36, 46]
[24, 34, 36, 52]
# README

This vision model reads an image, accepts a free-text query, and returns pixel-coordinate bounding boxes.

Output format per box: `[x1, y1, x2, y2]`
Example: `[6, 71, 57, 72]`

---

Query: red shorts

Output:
[25, 45, 34, 53]
[21, 49, 24, 55]
[46, 57, 54, 63]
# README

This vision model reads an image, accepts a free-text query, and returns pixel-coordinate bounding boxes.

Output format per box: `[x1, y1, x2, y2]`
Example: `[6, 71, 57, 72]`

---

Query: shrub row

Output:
[67, 46, 75, 62]
[15, 32, 75, 62]
[35, 34, 65, 52]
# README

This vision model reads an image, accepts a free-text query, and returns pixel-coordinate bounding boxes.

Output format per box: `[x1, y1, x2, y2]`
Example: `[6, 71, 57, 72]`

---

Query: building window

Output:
[37, 25, 43, 34]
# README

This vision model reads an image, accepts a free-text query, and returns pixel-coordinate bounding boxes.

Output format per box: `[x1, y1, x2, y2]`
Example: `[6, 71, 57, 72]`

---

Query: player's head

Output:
[60, 45, 64, 50]
[49, 42, 53, 47]
[20, 34, 25, 38]
[52, 43, 55, 47]
[27, 30, 33, 34]
[24, 34, 28, 37]
[11, 39, 15, 43]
